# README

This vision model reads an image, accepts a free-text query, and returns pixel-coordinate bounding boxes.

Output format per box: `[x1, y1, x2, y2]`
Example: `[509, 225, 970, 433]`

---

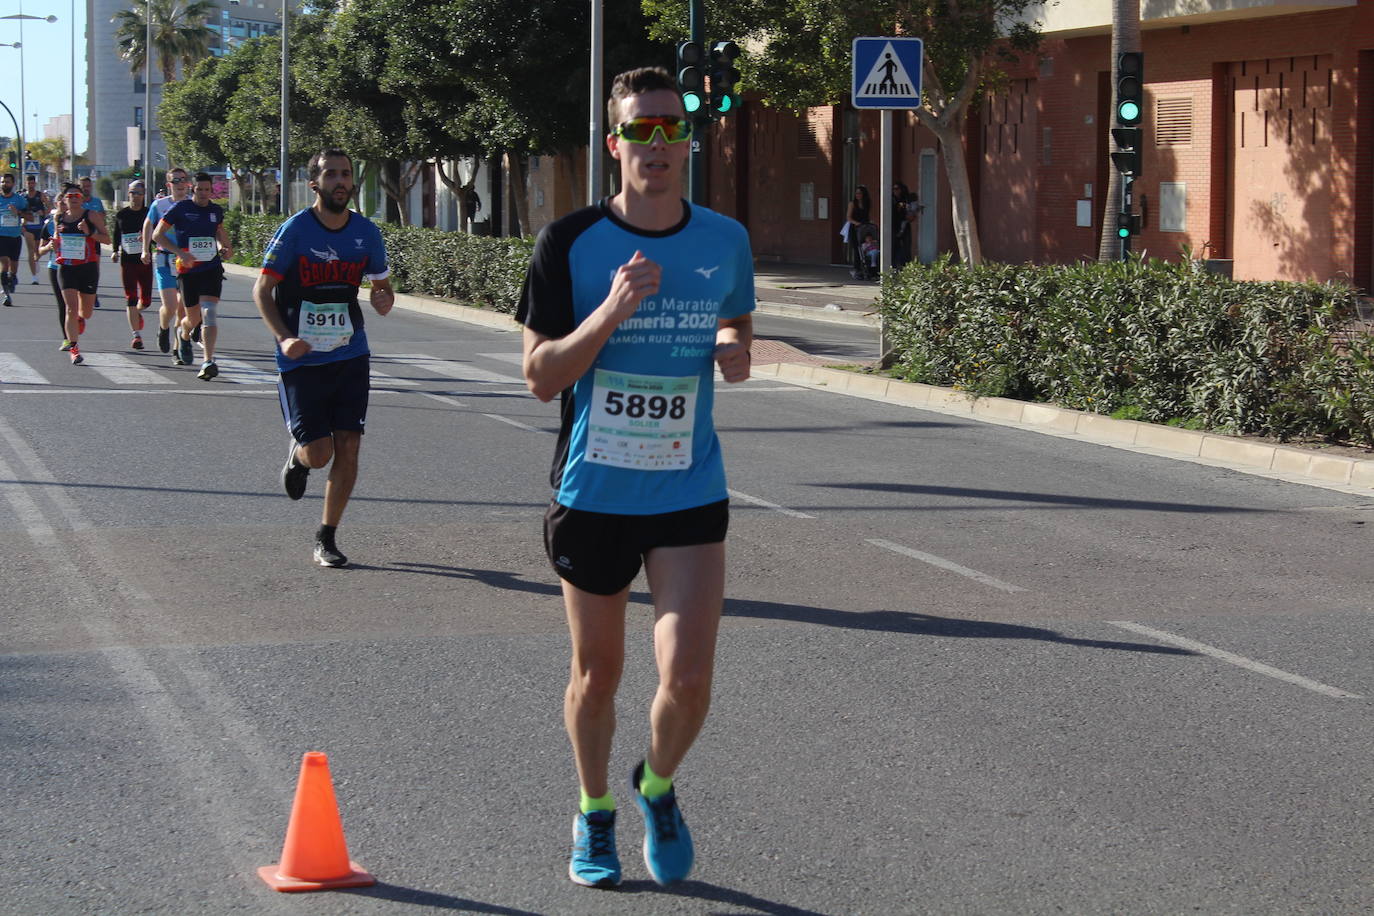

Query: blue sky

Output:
[0, 0, 89, 152]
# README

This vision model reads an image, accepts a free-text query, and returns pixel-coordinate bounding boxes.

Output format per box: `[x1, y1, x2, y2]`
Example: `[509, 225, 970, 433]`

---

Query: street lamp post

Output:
[280, 0, 289, 214]
[1, 8, 58, 175]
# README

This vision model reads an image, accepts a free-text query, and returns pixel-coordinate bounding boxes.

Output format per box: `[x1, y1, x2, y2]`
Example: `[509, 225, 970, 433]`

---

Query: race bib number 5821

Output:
[586, 369, 697, 470]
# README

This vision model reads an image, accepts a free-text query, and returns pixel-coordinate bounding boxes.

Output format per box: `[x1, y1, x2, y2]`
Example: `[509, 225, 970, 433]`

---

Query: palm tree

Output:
[113, 0, 218, 84]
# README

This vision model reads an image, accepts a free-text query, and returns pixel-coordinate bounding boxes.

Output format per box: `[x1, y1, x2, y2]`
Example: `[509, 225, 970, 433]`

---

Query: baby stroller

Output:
[850, 222, 880, 280]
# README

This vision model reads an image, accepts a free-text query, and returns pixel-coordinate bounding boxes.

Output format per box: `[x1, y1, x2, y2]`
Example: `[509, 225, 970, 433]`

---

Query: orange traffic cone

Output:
[258, 752, 375, 892]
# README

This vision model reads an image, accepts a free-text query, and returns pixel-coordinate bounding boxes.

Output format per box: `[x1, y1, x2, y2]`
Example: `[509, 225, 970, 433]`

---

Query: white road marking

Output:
[728, 488, 817, 519]
[477, 352, 524, 365]
[81, 351, 175, 385]
[368, 369, 420, 388]
[213, 357, 281, 386]
[865, 537, 1027, 593]
[383, 353, 524, 384]
[1107, 621, 1363, 699]
[483, 413, 544, 433]
[422, 392, 468, 409]
[0, 353, 48, 385]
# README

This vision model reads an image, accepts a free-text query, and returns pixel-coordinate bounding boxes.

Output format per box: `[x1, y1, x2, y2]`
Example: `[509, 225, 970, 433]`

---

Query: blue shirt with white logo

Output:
[261, 208, 389, 372]
[517, 199, 755, 515]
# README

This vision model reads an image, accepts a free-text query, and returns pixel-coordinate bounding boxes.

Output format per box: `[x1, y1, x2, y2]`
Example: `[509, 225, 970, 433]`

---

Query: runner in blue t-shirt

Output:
[0, 173, 26, 305]
[252, 149, 393, 569]
[517, 66, 754, 891]
[152, 172, 232, 378]
[144, 168, 190, 356]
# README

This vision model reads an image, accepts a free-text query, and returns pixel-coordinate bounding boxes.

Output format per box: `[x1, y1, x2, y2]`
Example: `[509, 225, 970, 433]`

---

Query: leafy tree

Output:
[113, 0, 218, 83]
[641, 0, 1042, 264]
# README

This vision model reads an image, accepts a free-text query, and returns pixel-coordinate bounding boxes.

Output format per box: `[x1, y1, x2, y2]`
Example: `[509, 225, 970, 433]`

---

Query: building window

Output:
[134, 107, 143, 128]
[1041, 127, 1051, 165]
[799, 182, 815, 220]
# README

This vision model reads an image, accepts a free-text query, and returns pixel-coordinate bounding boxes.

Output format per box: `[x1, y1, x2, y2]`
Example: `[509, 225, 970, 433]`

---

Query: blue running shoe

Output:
[569, 809, 621, 888]
[632, 761, 694, 885]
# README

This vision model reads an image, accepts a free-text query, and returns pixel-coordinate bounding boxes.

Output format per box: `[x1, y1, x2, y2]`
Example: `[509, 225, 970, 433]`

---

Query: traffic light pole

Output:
[688, 0, 706, 205]
[1120, 176, 1132, 260]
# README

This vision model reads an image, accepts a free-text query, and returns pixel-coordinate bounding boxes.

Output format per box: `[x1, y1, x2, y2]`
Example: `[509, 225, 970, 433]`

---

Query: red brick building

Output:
[665, 0, 1372, 288]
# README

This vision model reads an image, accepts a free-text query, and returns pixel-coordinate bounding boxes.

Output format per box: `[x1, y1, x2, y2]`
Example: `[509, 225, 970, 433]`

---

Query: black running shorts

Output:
[542, 498, 729, 595]
[277, 354, 370, 445]
[178, 267, 224, 308]
[0, 236, 22, 261]
[57, 262, 99, 295]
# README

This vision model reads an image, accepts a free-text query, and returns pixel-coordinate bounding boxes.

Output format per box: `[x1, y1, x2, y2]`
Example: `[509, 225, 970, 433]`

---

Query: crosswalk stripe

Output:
[0, 353, 47, 385]
[81, 352, 176, 385]
[477, 352, 524, 366]
[369, 369, 419, 388]
[213, 357, 281, 386]
[381, 353, 524, 384]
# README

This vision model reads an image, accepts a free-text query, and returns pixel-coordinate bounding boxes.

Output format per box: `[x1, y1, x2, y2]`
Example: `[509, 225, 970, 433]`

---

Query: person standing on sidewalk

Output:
[252, 149, 394, 568]
[152, 172, 232, 379]
[518, 66, 754, 889]
[144, 168, 190, 358]
[111, 180, 154, 349]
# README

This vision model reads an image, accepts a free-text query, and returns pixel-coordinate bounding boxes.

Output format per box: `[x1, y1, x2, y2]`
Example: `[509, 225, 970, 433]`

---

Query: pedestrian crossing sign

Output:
[852, 37, 924, 109]
[24, 160, 39, 175]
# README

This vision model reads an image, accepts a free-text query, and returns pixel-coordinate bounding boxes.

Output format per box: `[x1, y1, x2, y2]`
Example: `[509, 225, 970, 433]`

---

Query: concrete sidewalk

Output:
[752, 261, 880, 326]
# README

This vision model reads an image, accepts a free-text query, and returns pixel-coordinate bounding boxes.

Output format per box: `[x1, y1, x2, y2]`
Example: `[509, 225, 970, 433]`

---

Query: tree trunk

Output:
[435, 159, 477, 232]
[1099, 0, 1142, 261]
[931, 120, 982, 266]
[505, 151, 530, 238]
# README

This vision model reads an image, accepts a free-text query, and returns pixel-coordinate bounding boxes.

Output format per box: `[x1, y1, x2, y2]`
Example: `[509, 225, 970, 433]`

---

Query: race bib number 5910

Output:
[586, 369, 697, 470]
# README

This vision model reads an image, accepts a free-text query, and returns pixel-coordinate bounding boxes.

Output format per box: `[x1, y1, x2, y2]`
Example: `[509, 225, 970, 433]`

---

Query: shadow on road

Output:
[341, 882, 543, 913]
[723, 600, 1195, 656]
[617, 878, 838, 915]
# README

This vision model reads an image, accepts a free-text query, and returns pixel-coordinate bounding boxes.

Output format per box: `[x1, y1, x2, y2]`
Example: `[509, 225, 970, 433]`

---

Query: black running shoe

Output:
[197, 360, 218, 381]
[2, 293, 10, 307]
[281, 438, 309, 500]
[157, 326, 171, 353]
[313, 538, 348, 568]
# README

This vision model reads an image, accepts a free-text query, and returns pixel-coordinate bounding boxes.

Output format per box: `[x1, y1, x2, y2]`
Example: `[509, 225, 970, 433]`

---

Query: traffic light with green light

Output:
[1117, 212, 1140, 238]
[677, 41, 704, 115]
[132, 158, 142, 179]
[5, 148, 16, 171]
[1116, 52, 1143, 126]
[709, 41, 741, 116]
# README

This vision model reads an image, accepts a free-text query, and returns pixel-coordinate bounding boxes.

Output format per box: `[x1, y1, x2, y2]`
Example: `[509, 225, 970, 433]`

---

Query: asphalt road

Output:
[2, 265, 1373, 915]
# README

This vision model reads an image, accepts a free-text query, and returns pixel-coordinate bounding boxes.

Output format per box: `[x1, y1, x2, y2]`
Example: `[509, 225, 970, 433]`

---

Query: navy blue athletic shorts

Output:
[543, 498, 729, 595]
[277, 354, 370, 445]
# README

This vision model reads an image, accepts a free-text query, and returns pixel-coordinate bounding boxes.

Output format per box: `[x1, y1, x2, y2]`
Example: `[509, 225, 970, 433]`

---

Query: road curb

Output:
[752, 362, 1374, 494]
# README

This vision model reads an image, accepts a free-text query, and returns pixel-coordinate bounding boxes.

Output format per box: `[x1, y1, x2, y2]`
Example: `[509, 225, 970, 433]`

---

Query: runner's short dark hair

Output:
[607, 67, 682, 126]
[194, 171, 213, 184]
[308, 149, 353, 182]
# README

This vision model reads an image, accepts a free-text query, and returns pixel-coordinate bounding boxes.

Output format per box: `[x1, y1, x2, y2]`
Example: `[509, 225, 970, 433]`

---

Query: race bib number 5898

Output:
[586, 369, 697, 470]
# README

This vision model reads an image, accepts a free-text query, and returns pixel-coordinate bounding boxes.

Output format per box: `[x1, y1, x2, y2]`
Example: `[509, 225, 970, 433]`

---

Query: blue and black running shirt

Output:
[261, 208, 389, 372]
[517, 199, 755, 515]
[160, 199, 225, 274]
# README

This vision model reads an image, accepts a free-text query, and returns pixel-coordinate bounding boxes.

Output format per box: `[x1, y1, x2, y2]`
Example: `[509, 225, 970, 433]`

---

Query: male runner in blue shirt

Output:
[518, 66, 754, 889]
[152, 172, 232, 379]
[252, 149, 393, 568]
[0, 172, 26, 306]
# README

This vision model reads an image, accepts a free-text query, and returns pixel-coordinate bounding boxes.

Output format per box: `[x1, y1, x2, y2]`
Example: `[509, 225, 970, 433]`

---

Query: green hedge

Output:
[879, 256, 1374, 447]
[223, 210, 534, 314]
